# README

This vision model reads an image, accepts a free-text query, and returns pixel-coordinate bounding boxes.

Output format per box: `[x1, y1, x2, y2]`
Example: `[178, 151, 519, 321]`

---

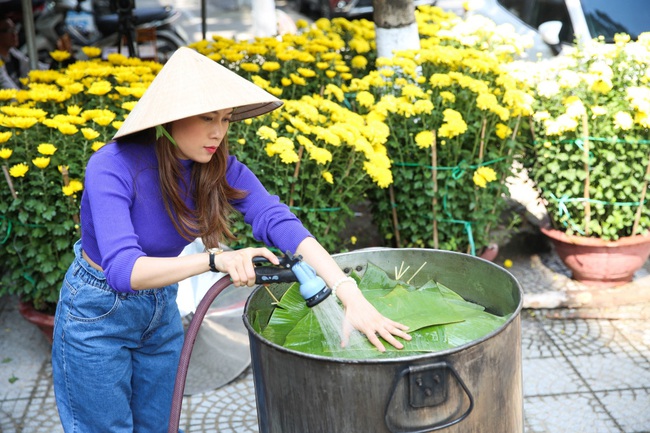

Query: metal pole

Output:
[20, 0, 38, 70]
[201, 0, 206, 40]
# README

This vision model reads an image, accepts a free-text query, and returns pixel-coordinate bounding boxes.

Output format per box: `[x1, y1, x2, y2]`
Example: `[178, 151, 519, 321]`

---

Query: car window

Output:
[497, 0, 574, 44]
[581, 0, 648, 41]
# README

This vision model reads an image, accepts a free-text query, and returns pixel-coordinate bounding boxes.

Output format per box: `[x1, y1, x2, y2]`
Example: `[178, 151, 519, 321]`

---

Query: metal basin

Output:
[243, 248, 523, 433]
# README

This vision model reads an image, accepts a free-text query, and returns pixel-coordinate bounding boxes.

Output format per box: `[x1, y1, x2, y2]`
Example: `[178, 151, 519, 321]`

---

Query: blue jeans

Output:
[52, 241, 184, 433]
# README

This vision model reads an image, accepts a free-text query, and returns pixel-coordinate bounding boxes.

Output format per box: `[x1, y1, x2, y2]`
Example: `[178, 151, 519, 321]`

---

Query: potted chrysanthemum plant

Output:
[524, 33, 650, 286]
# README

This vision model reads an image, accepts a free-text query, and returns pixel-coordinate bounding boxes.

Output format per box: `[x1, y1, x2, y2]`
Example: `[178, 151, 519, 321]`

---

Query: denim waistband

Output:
[71, 240, 176, 296]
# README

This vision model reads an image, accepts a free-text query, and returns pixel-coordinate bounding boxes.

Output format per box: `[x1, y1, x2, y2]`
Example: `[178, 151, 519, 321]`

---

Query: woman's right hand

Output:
[212, 247, 279, 287]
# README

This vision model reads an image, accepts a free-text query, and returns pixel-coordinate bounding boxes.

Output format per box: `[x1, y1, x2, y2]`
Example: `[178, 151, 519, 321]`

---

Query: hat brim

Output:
[113, 47, 283, 140]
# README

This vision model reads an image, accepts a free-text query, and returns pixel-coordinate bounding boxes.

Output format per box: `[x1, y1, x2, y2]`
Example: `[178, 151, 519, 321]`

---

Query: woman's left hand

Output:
[339, 286, 411, 352]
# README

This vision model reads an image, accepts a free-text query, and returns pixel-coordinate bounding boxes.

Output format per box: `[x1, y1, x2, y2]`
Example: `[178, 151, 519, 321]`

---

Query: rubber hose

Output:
[168, 275, 233, 433]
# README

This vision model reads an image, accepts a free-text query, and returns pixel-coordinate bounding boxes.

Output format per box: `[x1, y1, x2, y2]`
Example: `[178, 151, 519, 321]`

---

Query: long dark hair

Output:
[154, 124, 246, 249]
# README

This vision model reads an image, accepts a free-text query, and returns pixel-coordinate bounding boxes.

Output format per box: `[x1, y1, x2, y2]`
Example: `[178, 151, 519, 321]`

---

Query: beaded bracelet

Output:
[330, 276, 356, 299]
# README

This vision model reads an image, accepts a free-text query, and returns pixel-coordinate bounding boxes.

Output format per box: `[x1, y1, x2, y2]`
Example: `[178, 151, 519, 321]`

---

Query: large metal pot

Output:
[243, 248, 523, 433]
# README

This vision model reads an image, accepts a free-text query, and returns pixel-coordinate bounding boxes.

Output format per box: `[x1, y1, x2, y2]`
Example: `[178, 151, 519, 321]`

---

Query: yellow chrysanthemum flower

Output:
[58, 123, 79, 135]
[472, 166, 497, 188]
[82, 46, 102, 58]
[3, 116, 38, 129]
[91, 141, 106, 152]
[351, 55, 368, 69]
[81, 128, 100, 140]
[415, 130, 434, 149]
[262, 61, 281, 72]
[356, 91, 374, 108]
[322, 171, 333, 184]
[32, 157, 51, 169]
[495, 123, 512, 140]
[0, 148, 13, 159]
[87, 80, 112, 96]
[297, 67, 316, 78]
[279, 149, 299, 164]
[69, 179, 84, 192]
[0, 131, 12, 143]
[324, 84, 344, 102]
[122, 101, 138, 111]
[62, 184, 75, 196]
[50, 50, 72, 62]
[438, 109, 468, 138]
[307, 146, 333, 165]
[94, 114, 116, 126]
[9, 163, 29, 177]
[67, 105, 82, 116]
[240, 63, 260, 73]
[37, 143, 57, 155]
[257, 125, 277, 141]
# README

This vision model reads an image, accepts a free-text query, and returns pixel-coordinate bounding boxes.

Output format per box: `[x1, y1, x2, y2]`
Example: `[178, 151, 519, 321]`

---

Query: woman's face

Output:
[171, 108, 233, 163]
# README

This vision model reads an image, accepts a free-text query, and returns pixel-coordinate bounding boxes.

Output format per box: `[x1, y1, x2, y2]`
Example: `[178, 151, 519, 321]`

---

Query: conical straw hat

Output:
[113, 47, 283, 139]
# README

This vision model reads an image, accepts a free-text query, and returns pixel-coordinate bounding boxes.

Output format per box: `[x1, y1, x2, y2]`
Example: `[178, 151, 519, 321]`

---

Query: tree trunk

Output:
[252, 0, 277, 37]
[373, 0, 420, 58]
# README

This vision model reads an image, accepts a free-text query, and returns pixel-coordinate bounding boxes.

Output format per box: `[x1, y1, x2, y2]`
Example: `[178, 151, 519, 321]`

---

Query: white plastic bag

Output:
[176, 238, 228, 317]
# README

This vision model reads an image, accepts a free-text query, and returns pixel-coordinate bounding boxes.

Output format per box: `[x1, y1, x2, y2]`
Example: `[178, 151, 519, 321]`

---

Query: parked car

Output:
[296, 0, 436, 20]
[465, 0, 650, 58]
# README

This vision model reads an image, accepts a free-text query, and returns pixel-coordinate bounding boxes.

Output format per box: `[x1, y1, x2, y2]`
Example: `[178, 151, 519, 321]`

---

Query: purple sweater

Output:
[80, 141, 312, 293]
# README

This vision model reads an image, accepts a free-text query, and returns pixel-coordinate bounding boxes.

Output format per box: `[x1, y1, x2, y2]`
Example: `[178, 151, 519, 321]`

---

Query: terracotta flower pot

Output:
[540, 226, 650, 287]
[18, 301, 55, 344]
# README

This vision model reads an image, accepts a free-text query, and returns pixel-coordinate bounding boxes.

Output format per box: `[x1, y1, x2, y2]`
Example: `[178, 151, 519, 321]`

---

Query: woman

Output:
[51, 47, 410, 432]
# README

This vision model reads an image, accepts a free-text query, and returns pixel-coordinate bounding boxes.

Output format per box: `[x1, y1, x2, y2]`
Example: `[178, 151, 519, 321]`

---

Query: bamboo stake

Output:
[61, 166, 80, 224]
[431, 131, 439, 249]
[478, 117, 487, 161]
[582, 114, 591, 236]
[388, 184, 401, 247]
[2, 165, 17, 199]
[485, 116, 521, 236]
[288, 146, 304, 208]
[632, 150, 650, 235]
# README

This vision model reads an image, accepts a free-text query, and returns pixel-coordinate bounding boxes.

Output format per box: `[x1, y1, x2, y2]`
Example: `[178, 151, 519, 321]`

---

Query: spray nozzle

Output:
[253, 252, 331, 308]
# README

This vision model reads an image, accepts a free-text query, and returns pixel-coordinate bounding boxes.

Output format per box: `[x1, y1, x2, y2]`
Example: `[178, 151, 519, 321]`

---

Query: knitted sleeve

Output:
[226, 155, 313, 253]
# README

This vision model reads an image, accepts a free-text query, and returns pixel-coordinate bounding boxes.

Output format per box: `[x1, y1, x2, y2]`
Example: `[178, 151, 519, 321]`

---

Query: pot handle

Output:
[385, 362, 474, 433]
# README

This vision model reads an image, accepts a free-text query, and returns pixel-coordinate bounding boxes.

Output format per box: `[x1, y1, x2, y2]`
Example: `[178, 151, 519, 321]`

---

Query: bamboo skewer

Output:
[632, 150, 650, 236]
[263, 285, 280, 305]
[2, 165, 17, 199]
[389, 185, 401, 247]
[406, 262, 427, 285]
[582, 114, 591, 236]
[431, 131, 439, 249]
[395, 261, 410, 280]
[288, 146, 304, 208]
